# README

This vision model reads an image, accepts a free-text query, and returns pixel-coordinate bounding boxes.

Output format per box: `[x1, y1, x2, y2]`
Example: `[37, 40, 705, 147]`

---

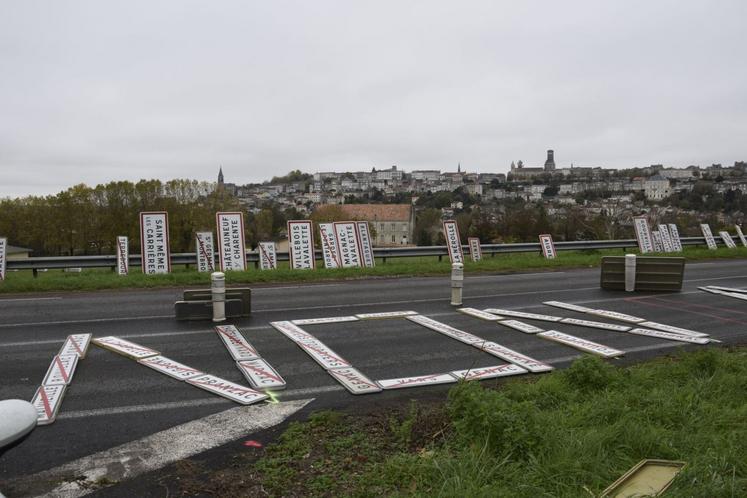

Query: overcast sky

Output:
[1, 1, 745, 198]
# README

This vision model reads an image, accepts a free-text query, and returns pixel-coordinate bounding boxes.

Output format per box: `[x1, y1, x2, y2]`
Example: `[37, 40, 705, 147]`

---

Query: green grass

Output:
[243, 348, 747, 497]
[3, 245, 747, 293]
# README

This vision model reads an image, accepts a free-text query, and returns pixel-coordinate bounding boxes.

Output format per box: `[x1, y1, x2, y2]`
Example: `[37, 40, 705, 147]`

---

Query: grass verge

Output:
[3, 245, 747, 294]
[166, 348, 746, 497]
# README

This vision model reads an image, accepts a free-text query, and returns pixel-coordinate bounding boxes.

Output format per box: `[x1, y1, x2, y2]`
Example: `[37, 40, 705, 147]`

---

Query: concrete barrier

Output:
[175, 287, 251, 321]
[600, 256, 685, 292]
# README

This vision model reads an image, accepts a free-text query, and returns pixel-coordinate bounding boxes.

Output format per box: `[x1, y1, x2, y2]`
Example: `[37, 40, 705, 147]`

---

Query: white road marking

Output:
[0, 297, 62, 303]
[8, 399, 313, 498]
[0, 314, 173, 329]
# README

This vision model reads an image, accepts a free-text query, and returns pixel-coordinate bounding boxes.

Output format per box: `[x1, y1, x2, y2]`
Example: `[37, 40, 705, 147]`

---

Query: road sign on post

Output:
[633, 216, 654, 254]
[139, 212, 171, 274]
[288, 220, 315, 269]
[0, 237, 6, 281]
[216, 212, 247, 271]
[196, 232, 215, 273]
[443, 220, 463, 264]
[116, 236, 128, 275]
[539, 234, 556, 259]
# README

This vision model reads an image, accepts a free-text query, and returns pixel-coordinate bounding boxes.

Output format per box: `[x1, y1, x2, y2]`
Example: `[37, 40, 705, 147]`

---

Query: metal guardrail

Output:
[3, 236, 730, 271]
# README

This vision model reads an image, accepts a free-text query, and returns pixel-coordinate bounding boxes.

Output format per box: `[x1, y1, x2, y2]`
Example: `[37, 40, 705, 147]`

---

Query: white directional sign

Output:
[355, 310, 418, 319]
[58, 334, 92, 358]
[237, 358, 287, 390]
[587, 309, 645, 323]
[138, 355, 204, 380]
[377, 373, 457, 390]
[483, 308, 563, 322]
[270, 321, 319, 344]
[327, 367, 382, 394]
[700, 224, 718, 250]
[628, 328, 710, 344]
[334, 222, 362, 268]
[442, 220, 464, 264]
[658, 225, 675, 253]
[638, 321, 708, 338]
[116, 236, 129, 275]
[318, 223, 341, 269]
[451, 364, 528, 381]
[538, 330, 624, 358]
[298, 341, 351, 370]
[543, 301, 596, 313]
[292, 316, 359, 325]
[559, 317, 631, 332]
[633, 216, 655, 254]
[480, 342, 554, 373]
[288, 220, 316, 270]
[735, 225, 747, 248]
[468, 237, 482, 262]
[214, 325, 260, 361]
[92, 336, 159, 359]
[539, 234, 556, 259]
[651, 231, 663, 252]
[719, 231, 737, 249]
[457, 308, 503, 321]
[497, 320, 544, 334]
[258, 242, 278, 270]
[31, 384, 67, 425]
[356, 222, 375, 268]
[42, 354, 79, 385]
[668, 224, 683, 252]
[216, 212, 247, 271]
[139, 212, 171, 274]
[186, 374, 268, 405]
[0, 237, 6, 281]
[195, 232, 215, 273]
[406, 315, 486, 345]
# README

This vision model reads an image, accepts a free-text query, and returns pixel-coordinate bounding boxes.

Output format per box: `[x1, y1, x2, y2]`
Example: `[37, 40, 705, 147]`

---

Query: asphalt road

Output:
[2, 260, 747, 492]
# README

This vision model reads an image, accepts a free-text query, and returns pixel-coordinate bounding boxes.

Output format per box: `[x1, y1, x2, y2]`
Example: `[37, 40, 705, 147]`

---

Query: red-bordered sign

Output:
[356, 222, 375, 268]
[480, 342, 553, 373]
[258, 242, 278, 270]
[632, 216, 654, 254]
[334, 222, 362, 268]
[214, 325, 260, 361]
[538, 330, 624, 358]
[195, 232, 215, 272]
[377, 373, 457, 390]
[668, 223, 683, 251]
[468, 237, 481, 262]
[288, 220, 316, 269]
[236, 358, 287, 390]
[116, 236, 128, 275]
[538, 234, 556, 259]
[451, 364, 527, 381]
[93, 336, 160, 359]
[186, 374, 268, 405]
[216, 212, 247, 271]
[735, 225, 747, 248]
[59, 334, 92, 358]
[442, 220, 463, 264]
[327, 367, 382, 394]
[42, 354, 79, 386]
[139, 212, 171, 274]
[32, 384, 66, 425]
[406, 315, 485, 345]
[318, 223, 341, 268]
[700, 224, 718, 250]
[138, 355, 204, 380]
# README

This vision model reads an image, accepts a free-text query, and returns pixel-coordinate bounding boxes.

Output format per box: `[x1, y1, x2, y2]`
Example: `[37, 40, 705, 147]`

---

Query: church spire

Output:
[457, 162, 461, 173]
[218, 166, 224, 185]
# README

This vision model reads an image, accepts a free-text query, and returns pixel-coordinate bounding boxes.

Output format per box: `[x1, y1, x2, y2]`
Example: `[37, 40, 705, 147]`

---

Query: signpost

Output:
[0, 236, 6, 281]
[736, 225, 747, 248]
[139, 212, 171, 274]
[288, 220, 315, 269]
[468, 237, 482, 262]
[334, 222, 362, 268]
[258, 242, 278, 270]
[442, 220, 463, 264]
[318, 223, 341, 269]
[356, 221, 375, 268]
[700, 224, 718, 250]
[216, 212, 247, 271]
[116, 236, 128, 275]
[668, 224, 683, 252]
[632, 216, 654, 254]
[539, 234, 556, 259]
[195, 232, 215, 273]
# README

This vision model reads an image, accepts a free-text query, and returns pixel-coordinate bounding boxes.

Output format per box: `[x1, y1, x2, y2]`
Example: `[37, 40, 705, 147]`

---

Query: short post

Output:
[211, 272, 226, 322]
[624, 254, 636, 292]
[450, 263, 463, 306]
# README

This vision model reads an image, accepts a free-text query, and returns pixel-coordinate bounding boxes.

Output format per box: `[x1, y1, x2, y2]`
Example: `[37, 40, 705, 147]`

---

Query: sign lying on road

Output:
[318, 223, 341, 269]
[457, 307, 503, 321]
[216, 212, 247, 271]
[288, 220, 315, 270]
[215, 325, 260, 361]
[355, 310, 418, 319]
[237, 358, 287, 390]
[116, 236, 129, 275]
[480, 342, 554, 373]
[628, 328, 710, 345]
[258, 242, 278, 270]
[42, 354, 79, 386]
[377, 373, 457, 390]
[633, 216, 654, 254]
[0, 236, 6, 281]
[186, 374, 268, 405]
[700, 224, 718, 250]
[59, 334, 92, 358]
[542, 301, 596, 313]
[637, 321, 708, 338]
[586, 309, 645, 323]
[326, 367, 382, 394]
[93, 336, 160, 360]
[140, 212, 171, 274]
[497, 319, 544, 334]
[31, 384, 67, 425]
[138, 355, 204, 380]
[292, 316, 359, 325]
[270, 321, 319, 344]
[559, 317, 631, 332]
[442, 220, 464, 264]
[407, 315, 486, 345]
[195, 232, 215, 273]
[483, 308, 563, 322]
[299, 341, 351, 370]
[451, 364, 527, 381]
[538, 330, 624, 358]
[539, 234, 556, 259]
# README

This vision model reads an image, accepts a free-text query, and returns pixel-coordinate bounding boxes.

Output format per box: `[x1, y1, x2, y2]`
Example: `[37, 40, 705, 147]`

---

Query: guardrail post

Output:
[211, 272, 226, 322]
[450, 263, 463, 306]
[32, 269, 38, 278]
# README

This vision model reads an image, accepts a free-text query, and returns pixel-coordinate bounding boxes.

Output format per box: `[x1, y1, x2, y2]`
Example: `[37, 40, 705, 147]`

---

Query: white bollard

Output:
[624, 254, 636, 292]
[450, 263, 464, 306]
[211, 272, 226, 322]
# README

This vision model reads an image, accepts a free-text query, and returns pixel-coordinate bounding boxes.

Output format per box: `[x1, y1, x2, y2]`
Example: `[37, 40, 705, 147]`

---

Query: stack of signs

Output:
[31, 334, 91, 425]
[318, 223, 341, 269]
[356, 222, 375, 268]
[214, 325, 286, 391]
[0, 236, 6, 281]
[468, 237, 482, 262]
[657, 225, 675, 253]
[258, 242, 278, 270]
[288, 220, 316, 269]
[140, 212, 171, 274]
[539, 234, 556, 259]
[668, 224, 683, 251]
[651, 230, 663, 252]
[700, 224, 718, 250]
[116, 236, 129, 275]
[632, 216, 654, 254]
[334, 222, 362, 268]
[735, 225, 747, 248]
[443, 220, 464, 264]
[216, 212, 247, 271]
[195, 232, 215, 273]
[719, 231, 737, 249]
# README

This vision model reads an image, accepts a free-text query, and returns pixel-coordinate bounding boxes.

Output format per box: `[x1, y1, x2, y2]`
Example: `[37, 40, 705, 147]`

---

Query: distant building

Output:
[321, 204, 415, 246]
[6, 245, 32, 260]
[508, 159, 545, 179]
[644, 175, 672, 201]
[544, 150, 556, 171]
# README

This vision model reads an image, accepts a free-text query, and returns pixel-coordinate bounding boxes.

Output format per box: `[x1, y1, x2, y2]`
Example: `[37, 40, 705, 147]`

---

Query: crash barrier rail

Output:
[4, 236, 733, 272]
[600, 256, 686, 292]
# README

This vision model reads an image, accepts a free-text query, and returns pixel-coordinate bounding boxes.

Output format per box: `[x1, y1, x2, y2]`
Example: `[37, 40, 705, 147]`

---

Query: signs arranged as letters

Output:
[457, 307, 503, 321]
[377, 373, 457, 390]
[657, 225, 675, 253]
[138, 355, 204, 380]
[318, 223, 341, 268]
[451, 364, 527, 381]
[638, 321, 708, 338]
[633, 216, 654, 254]
[700, 224, 718, 250]
[468, 237, 482, 262]
[559, 317, 631, 332]
[32, 384, 67, 425]
[442, 220, 464, 264]
[651, 230, 663, 252]
[407, 315, 486, 345]
[498, 320, 544, 334]
[288, 220, 315, 269]
[258, 242, 278, 270]
[735, 225, 747, 248]
[186, 374, 268, 405]
[327, 367, 382, 394]
[587, 309, 645, 323]
[538, 330, 624, 358]
[668, 224, 683, 251]
[195, 232, 215, 273]
[0, 237, 6, 281]
[42, 354, 79, 386]
[334, 222, 362, 268]
[483, 308, 563, 322]
[543, 300, 596, 313]
[214, 325, 260, 361]
[216, 212, 247, 271]
[59, 334, 92, 358]
[629, 328, 710, 345]
[480, 342, 554, 372]
[237, 358, 287, 390]
[719, 231, 737, 248]
[116, 236, 128, 275]
[93, 336, 160, 359]
[356, 222, 375, 268]
[139, 212, 171, 274]
[539, 234, 556, 259]
[292, 316, 359, 325]
[355, 310, 418, 319]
